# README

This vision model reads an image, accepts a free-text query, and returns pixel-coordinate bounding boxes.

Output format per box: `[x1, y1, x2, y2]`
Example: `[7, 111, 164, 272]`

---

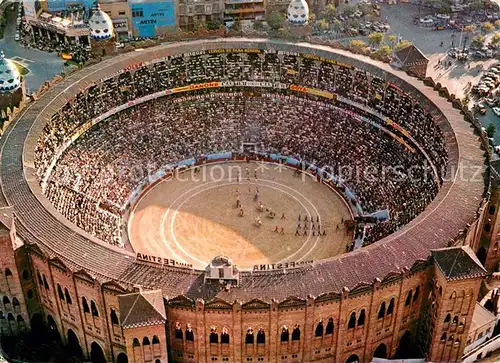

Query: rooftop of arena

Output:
[0, 38, 487, 303]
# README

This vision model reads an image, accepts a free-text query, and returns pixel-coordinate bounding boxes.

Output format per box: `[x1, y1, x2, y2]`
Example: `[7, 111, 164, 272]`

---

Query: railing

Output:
[462, 334, 500, 363]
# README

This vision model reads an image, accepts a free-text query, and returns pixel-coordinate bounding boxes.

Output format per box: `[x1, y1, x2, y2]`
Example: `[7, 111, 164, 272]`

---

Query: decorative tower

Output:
[285, 0, 312, 36]
[0, 50, 25, 131]
[118, 289, 168, 363]
[0, 207, 30, 337]
[88, 4, 116, 57]
[426, 246, 487, 362]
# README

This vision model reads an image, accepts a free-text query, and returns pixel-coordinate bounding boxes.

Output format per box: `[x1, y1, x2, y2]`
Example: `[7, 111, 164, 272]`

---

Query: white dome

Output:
[287, 0, 309, 25]
[0, 52, 21, 93]
[89, 9, 114, 40]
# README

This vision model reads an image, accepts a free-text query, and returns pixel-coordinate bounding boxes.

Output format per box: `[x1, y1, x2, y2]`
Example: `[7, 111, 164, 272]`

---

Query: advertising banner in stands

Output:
[290, 84, 336, 100]
[129, 0, 176, 38]
[385, 118, 410, 137]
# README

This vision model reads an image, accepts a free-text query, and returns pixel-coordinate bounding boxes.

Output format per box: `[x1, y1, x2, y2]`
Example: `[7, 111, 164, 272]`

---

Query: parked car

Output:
[14, 32, 19, 41]
[493, 107, 500, 117]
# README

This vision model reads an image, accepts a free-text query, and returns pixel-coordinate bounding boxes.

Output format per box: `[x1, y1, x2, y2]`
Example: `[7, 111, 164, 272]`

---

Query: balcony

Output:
[225, 6, 265, 13]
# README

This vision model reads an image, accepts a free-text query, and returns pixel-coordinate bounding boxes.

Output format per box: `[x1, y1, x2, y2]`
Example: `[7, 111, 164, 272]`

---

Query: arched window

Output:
[36, 270, 43, 285]
[444, 314, 451, 323]
[450, 291, 457, 299]
[143, 337, 150, 345]
[16, 315, 24, 323]
[348, 312, 356, 329]
[489, 205, 496, 215]
[440, 333, 446, 342]
[257, 328, 265, 344]
[387, 298, 395, 315]
[452, 316, 459, 324]
[405, 290, 413, 306]
[82, 297, 90, 313]
[0, 311, 4, 319]
[12, 297, 19, 310]
[43, 275, 49, 290]
[358, 309, 366, 326]
[454, 337, 460, 346]
[209, 327, 218, 344]
[5, 269, 12, 277]
[413, 286, 420, 302]
[378, 302, 386, 319]
[64, 288, 72, 305]
[315, 321, 324, 337]
[221, 327, 230, 344]
[90, 300, 99, 317]
[448, 334, 454, 342]
[280, 326, 289, 342]
[2, 296, 10, 307]
[245, 328, 254, 344]
[152, 335, 160, 344]
[186, 324, 194, 341]
[325, 318, 334, 335]
[110, 309, 119, 325]
[439, 286, 442, 296]
[133, 338, 140, 347]
[291, 325, 300, 341]
[174, 322, 183, 340]
[57, 284, 64, 300]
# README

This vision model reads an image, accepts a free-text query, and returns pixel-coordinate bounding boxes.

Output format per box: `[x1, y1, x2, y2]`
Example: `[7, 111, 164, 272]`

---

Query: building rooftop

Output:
[470, 302, 496, 332]
[118, 289, 166, 329]
[432, 246, 487, 281]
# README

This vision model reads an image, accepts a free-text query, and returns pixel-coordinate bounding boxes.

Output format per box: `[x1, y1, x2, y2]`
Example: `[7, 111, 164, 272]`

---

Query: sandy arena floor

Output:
[128, 162, 353, 270]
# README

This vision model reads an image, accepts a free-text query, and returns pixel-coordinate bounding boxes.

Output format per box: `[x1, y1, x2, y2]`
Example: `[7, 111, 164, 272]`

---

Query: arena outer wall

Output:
[0, 38, 491, 363]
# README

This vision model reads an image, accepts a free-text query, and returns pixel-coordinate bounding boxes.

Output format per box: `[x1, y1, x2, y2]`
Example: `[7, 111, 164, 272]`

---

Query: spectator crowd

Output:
[34, 50, 448, 248]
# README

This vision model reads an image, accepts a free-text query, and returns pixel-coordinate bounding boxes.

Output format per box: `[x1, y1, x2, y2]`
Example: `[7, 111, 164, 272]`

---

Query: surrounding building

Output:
[177, 0, 224, 32]
[464, 303, 497, 354]
[224, 0, 265, 25]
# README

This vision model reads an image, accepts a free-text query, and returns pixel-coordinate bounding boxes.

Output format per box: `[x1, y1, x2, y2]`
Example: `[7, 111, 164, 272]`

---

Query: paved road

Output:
[0, 3, 64, 93]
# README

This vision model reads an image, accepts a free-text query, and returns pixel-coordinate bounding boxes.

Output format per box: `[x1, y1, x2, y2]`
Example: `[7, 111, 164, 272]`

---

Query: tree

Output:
[266, 11, 285, 30]
[318, 19, 329, 31]
[230, 20, 241, 32]
[486, 124, 496, 138]
[470, 0, 485, 12]
[368, 32, 384, 47]
[253, 20, 264, 31]
[395, 39, 412, 50]
[376, 45, 392, 57]
[350, 39, 368, 52]
[470, 34, 485, 49]
[482, 22, 494, 33]
[206, 20, 221, 30]
[278, 27, 292, 37]
[324, 3, 336, 19]
[492, 32, 500, 48]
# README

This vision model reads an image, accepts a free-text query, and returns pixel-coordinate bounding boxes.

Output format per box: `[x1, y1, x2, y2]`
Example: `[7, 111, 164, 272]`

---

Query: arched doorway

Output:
[90, 342, 106, 363]
[374, 343, 388, 358]
[346, 354, 359, 363]
[30, 313, 45, 336]
[477, 247, 487, 265]
[117, 352, 128, 363]
[67, 329, 83, 358]
[395, 331, 411, 358]
[47, 315, 60, 341]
